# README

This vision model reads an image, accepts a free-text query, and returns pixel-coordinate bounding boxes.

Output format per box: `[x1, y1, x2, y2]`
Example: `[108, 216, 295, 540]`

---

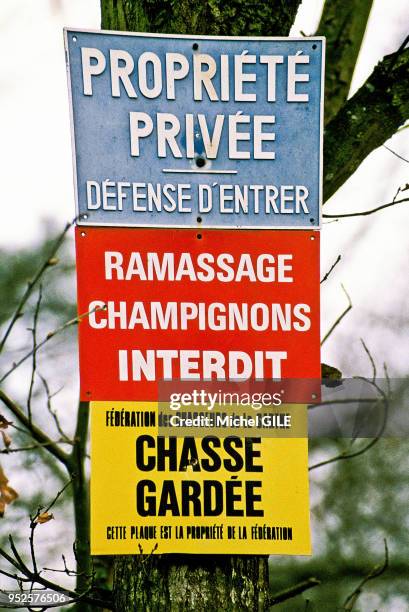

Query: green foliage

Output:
[271, 439, 409, 609]
[0, 227, 76, 330]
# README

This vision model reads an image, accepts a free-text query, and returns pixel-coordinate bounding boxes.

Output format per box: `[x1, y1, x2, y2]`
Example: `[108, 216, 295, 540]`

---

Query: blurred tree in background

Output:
[0, 0, 409, 610]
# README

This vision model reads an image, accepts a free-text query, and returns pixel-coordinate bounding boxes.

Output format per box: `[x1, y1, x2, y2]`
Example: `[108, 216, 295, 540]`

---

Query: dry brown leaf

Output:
[35, 511, 54, 524]
[0, 415, 12, 429]
[1, 484, 18, 504]
[1, 430, 11, 448]
[0, 465, 8, 486]
[0, 465, 18, 517]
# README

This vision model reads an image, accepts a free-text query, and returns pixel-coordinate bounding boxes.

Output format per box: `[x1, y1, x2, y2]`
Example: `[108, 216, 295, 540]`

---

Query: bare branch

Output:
[342, 539, 389, 611]
[0, 568, 30, 582]
[317, 0, 374, 124]
[0, 304, 106, 385]
[321, 284, 352, 345]
[309, 377, 389, 470]
[308, 398, 376, 411]
[0, 440, 70, 454]
[323, 196, 409, 219]
[29, 479, 73, 576]
[0, 389, 71, 469]
[43, 553, 84, 577]
[8, 536, 31, 576]
[0, 543, 113, 609]
[383, 362, 391, 396]
[0, 479, 112, 609]
[0, 221, 73, 354]
[39, 374, 72, 444]
[0, 546, 27, 574]
[360, 339, 377, 382]
[70, 400, 92, 594]
[320, 255, 341, 284]
[309, 433, 381, 471]
[267, 577, 321, 607]
[44, 479, 73, 515]
[383, 144, 409, 163]
[324, 45, 409, 201]
[27, 286, 43, 424]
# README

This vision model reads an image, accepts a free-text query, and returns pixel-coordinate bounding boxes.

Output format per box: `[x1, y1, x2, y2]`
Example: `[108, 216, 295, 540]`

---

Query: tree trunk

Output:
[317, 0, 373, 124]
[113, 554, 269, 611]
[71, 401, 92, 612]
[100, 2, 300, 610]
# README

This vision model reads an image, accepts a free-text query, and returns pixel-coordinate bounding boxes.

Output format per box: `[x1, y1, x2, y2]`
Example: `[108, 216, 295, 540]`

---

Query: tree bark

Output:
[100, 2, 301, 610]
[113, 554, 269, 611]
[317, 0, 373, 124]
[100, 0, 301, 37]
[71, 401, 92, 612]
[323, 46, 409, 202]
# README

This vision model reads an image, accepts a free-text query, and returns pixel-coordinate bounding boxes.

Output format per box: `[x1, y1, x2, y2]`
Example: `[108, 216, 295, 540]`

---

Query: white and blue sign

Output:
[65, 30, 324, 229]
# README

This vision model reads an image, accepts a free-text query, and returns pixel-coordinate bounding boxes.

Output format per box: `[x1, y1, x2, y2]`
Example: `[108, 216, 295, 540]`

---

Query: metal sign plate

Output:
[90, 402, 311, 555]
[75, 227, 320, 400]
[65, 30, 324, 229]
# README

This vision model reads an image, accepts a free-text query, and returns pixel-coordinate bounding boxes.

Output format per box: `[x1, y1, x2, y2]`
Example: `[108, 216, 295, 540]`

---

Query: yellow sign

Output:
[91, 401, 311, 555]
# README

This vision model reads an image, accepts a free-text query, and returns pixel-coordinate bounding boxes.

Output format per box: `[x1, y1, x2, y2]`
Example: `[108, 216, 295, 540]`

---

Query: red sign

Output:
[75, 227, 320, 400]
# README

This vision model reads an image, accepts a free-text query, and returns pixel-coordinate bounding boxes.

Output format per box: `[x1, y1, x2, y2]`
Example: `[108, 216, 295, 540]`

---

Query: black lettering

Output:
[245, 438, 263, 472]
[225, 480, 244, 516]
[136, 435, 155, 471]
[181, 481, 201, 515]
[203, 480, 223, 516]
[201, 437, 222, 471]
[223, 437, 244, 472]
[158, 480, 180, 516]
[179, 438, 200, 471]
[157, 437, 178, 471]
[136, 479, 156, 516]
[245, 481, 263, 516]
